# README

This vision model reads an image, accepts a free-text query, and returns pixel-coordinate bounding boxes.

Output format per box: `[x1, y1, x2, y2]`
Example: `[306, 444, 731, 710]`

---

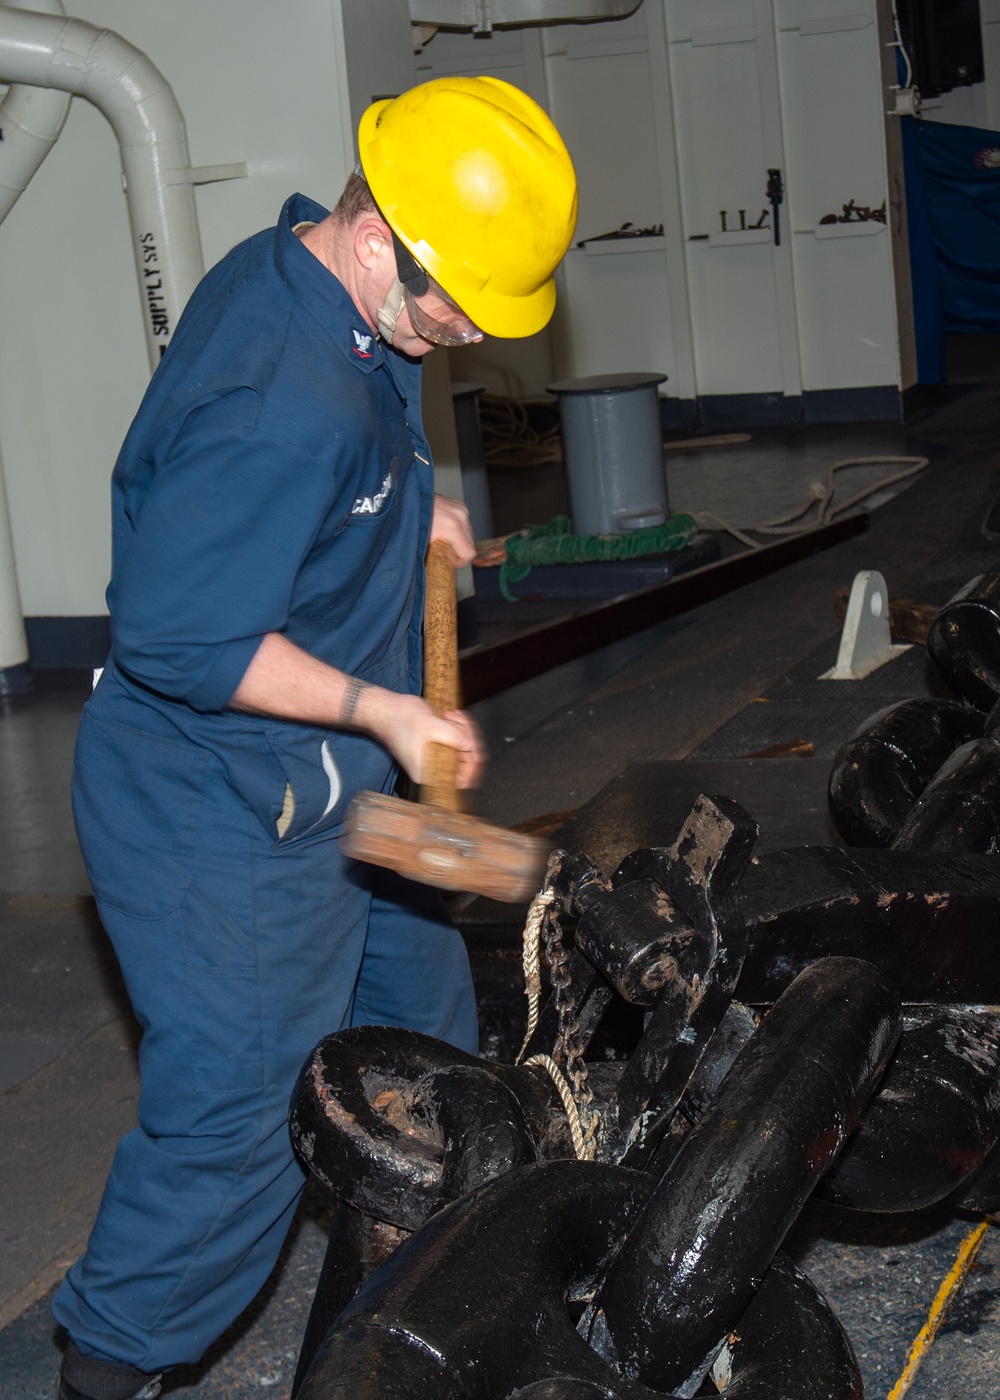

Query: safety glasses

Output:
[391, 232, 483, 347]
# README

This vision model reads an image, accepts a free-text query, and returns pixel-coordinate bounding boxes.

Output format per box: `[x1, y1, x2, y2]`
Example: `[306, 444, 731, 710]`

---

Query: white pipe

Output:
[409, 0, 641, 26]
[0, 3, 205, 370]
[0, 0, 70, 223]
[0, 443, 28, 674]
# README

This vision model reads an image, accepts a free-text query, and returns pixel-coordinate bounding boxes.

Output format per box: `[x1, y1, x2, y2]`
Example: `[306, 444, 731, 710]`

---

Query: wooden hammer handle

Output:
[421, 539, 462, 811]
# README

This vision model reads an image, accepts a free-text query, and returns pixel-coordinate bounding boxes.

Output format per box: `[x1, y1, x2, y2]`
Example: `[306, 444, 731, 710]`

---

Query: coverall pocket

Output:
[73, 710, 209, 919]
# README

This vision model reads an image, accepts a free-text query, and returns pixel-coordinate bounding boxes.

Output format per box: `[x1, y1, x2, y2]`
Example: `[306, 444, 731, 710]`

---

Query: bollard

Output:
[547, 373, 668, 536]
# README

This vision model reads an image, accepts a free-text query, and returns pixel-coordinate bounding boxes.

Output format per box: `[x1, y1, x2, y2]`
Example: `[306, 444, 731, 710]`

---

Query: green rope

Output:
[499, 513, 698, 601]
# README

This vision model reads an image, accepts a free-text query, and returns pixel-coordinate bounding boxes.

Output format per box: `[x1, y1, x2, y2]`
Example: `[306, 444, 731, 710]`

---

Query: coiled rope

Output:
[500, 513, 698, 600]
[480, 393, 563, 468]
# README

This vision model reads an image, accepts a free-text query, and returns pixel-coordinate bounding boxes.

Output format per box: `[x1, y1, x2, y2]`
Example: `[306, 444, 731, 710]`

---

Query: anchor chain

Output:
[516, 849, 599, 1159]
[289, 568, 1000, 1399]
[538, 886, 598, 1141]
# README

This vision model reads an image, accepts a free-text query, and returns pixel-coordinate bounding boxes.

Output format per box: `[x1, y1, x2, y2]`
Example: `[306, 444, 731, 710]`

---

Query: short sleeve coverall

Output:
[52, 194, 478, 1372]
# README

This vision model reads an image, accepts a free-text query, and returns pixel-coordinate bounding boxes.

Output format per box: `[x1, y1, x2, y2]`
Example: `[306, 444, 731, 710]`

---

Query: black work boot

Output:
[58, 1341, 162, 1400]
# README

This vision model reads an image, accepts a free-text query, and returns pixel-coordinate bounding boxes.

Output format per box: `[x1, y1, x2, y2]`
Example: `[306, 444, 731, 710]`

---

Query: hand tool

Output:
[343, 539, 548, 902]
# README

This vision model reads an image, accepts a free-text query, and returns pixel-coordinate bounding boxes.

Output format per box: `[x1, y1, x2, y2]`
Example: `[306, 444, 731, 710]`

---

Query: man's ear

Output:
[354, 217, 392, 271]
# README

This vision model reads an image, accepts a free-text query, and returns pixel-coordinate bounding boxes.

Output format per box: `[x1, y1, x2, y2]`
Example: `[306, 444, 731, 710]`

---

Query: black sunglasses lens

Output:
[391, 232, 429, 297]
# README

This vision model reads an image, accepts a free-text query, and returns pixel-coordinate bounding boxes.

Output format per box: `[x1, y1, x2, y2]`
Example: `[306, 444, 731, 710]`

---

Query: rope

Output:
[885, 1217, 990, 1398]
[523, 1053, 597, 1160]
[695, 455, 930, 550]
[479, 393, 563, 468]
[500, 513, 698, 600]
[516, 884, 558, 1063]
[480, 391, 928, 591]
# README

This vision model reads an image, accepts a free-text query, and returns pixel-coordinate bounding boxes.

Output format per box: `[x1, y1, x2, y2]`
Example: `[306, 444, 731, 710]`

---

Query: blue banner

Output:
[912, 116, 1000, 335]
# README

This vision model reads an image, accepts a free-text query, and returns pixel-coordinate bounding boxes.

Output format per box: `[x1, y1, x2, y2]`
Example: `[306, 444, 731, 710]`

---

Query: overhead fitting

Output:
[408, 0, 641, 34]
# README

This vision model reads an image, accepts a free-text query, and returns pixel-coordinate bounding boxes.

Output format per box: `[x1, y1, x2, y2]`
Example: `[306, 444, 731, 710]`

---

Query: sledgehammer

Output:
[342, 540, 548, 903]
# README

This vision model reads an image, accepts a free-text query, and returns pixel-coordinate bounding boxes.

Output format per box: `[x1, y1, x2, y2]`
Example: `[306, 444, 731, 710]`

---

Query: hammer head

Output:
[343, 790, 549, 904]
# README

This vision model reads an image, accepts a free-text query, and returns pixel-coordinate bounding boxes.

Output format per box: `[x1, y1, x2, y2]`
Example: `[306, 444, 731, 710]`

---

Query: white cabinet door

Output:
[774, 0, 899, 392]
[667, 0, 803, 400]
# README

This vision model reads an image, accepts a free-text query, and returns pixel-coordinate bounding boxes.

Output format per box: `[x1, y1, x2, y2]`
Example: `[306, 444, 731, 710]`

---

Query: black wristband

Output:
[341, 675, 368, 728]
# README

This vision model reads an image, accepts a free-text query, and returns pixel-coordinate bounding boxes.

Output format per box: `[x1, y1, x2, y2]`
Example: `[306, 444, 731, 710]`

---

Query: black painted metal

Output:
[956, 1132, 1000, 1212]
[927, 572, 1000, 710]
[818, 1006, 1000, 1212]
[894, 732, 1000, 852]
[291, 1204, 407, 1397]
[292, 557, 1000, 1396]
[715, 1253, 864, 1400]
[732, 845, 1000, 1003]
[289, 1027, 567, 1230]
[579, 797, 756, 1166]
[506, 1383, 619, 1398]
[591, 958, 900, 1397]
[828, 698, 984, 847]
[520, 855, 614, 1065]
[677, 1002, 758, 1126]
[297, 1159, 862, 1400]
[458, 515, 869, 705]
[296, 1162, 656, 1400]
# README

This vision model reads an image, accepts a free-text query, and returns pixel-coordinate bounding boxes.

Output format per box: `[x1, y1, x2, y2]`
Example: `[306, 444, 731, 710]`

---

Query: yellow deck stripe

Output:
[886, 1218, 991, 1400]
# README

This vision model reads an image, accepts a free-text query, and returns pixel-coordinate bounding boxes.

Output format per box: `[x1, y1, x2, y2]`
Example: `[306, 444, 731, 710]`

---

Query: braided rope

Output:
[523, 1053, 597, 1161]
[516, 885, 557, 1064]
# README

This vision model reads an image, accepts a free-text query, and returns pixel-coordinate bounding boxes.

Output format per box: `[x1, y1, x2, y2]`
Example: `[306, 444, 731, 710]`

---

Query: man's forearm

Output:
[228, 632, 487, 788]
[229, 633, 375, 730]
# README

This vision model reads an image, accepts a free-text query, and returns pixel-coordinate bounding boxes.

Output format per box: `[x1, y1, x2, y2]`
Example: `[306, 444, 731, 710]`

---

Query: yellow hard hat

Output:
[358, 76, 578, 340]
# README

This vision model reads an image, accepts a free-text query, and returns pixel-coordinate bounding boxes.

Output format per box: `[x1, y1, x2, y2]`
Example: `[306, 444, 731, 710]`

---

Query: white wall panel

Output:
[791, 229, 898, 387]
[666, 0, 754, 42]
[541, 12, 691, 386]
[774, 0, 898, 389]
[985, 20, 1000, 129]
[666, 2, 792, 396]
[683, 242, 787, 394]
[413, 24, 557, 394]
[556, 243, 675, 379]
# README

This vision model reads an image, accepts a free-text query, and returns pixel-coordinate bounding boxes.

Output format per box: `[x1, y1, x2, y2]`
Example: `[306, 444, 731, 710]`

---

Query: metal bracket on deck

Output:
[820, 569, 911, 681]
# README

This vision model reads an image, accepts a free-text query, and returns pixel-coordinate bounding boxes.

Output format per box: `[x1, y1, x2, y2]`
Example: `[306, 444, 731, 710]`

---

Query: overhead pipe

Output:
[0, 3, 205, 368]
[408, 0, 642, 31]
[0, 0, 70, 222]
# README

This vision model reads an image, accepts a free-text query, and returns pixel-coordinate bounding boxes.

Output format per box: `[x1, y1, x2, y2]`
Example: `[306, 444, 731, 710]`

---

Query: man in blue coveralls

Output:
[54, 76, 578, 1400]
